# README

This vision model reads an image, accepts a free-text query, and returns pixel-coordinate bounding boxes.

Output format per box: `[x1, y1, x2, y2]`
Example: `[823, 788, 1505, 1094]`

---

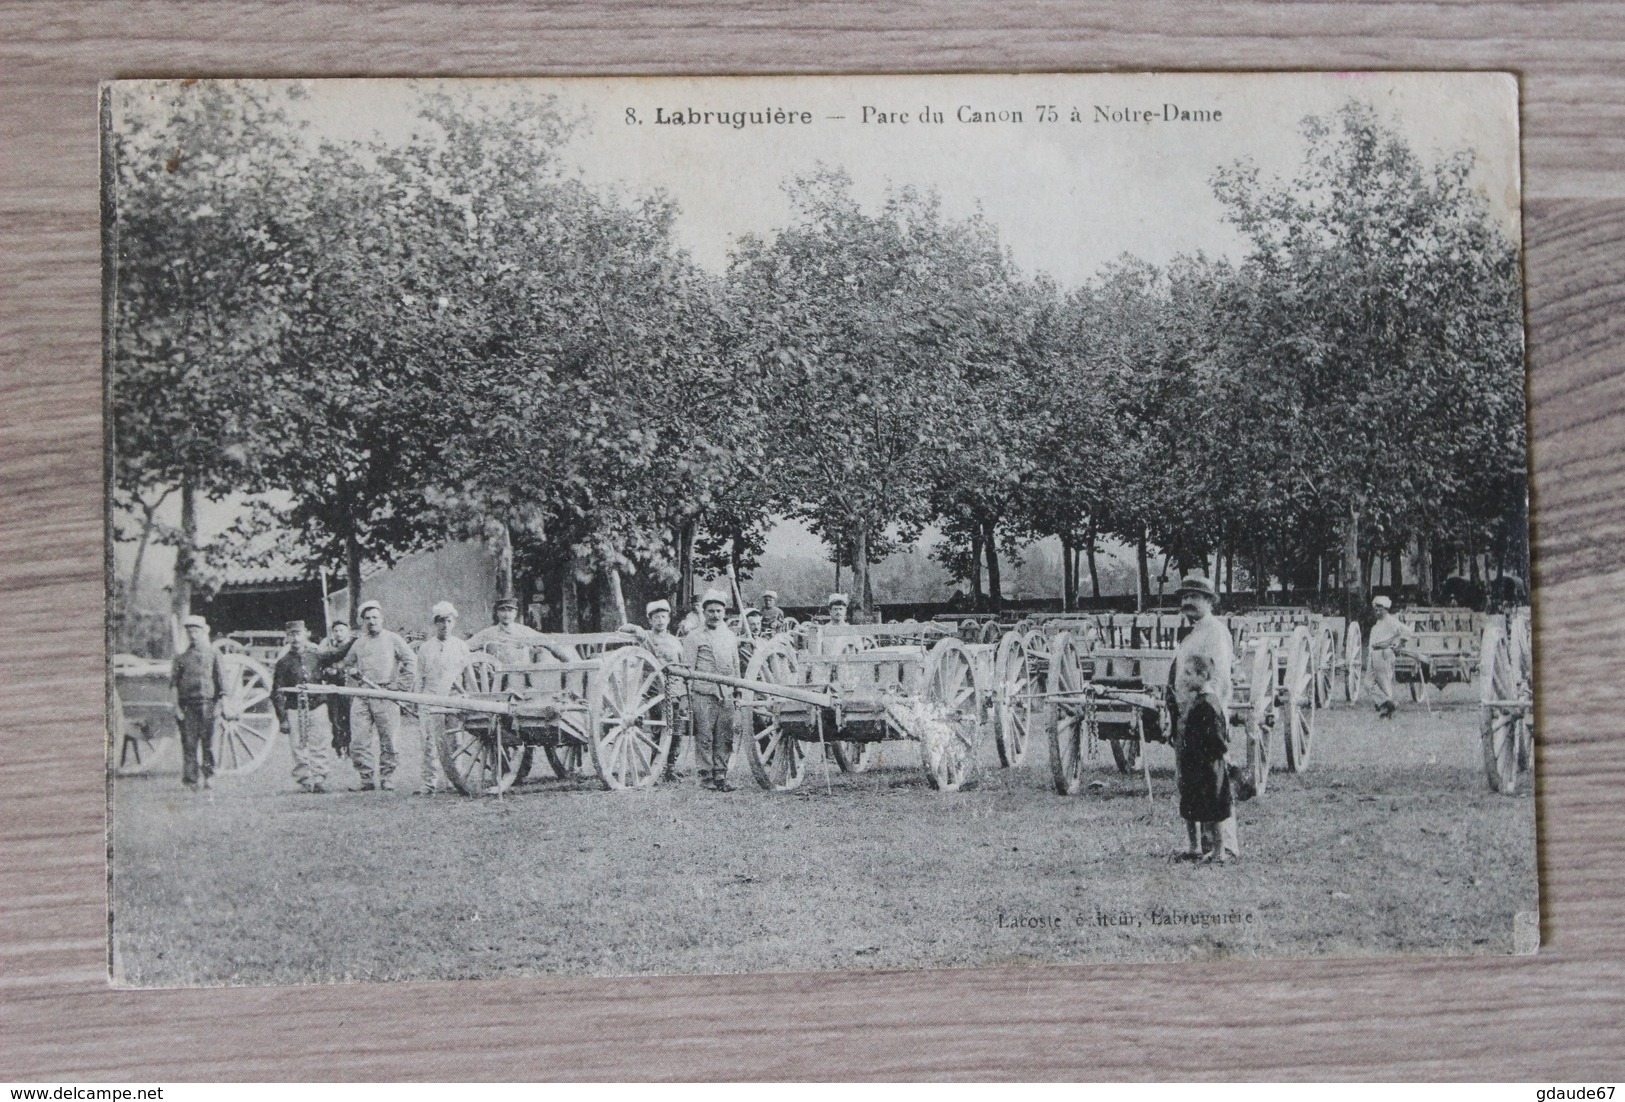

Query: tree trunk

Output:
[1086, 517, 1101, 600]
[729, 530, 743, 586]
[1060, 531, 1075, 612]
[127, 492, 165, 612]
[344, 519, 363, 626]
[676, 520, 697, 612]
[968, 526, 985, 610]
[1341, 505, 1362, 623]
[560, 558, 580, 633]
[852, 527, 871, 618]
[494, 519, 514, 601]
[1254, 542, 1266, 605]
[172, 474, 197, 621]
[1136, 527, 1151, 611]
[1225, 549, 1233, 596]
[983, 518, 1002, 614]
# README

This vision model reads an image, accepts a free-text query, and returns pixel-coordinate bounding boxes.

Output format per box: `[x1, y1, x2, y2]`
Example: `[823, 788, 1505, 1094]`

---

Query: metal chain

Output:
[1084, 689, 1099, 762]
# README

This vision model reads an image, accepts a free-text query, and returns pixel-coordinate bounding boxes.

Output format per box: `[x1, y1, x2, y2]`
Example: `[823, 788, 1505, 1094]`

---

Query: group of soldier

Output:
[172, 585, 847, 797]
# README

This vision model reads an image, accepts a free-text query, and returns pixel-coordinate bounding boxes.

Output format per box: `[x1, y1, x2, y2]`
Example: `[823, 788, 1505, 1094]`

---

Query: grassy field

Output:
[109, 687, 1538, 986]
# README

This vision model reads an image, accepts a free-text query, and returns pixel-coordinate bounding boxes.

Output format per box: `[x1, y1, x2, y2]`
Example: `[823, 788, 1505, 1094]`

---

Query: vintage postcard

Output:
[103, 73, 1536, 986]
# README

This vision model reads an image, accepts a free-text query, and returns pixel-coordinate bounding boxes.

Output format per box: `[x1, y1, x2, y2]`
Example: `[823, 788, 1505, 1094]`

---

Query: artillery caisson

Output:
[706, 622, 989, 793]
[295, 632, 674, 795]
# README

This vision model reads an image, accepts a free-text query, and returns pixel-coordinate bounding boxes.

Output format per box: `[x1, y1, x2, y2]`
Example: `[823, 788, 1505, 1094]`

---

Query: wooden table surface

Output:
[3, 2, 1622, 1081]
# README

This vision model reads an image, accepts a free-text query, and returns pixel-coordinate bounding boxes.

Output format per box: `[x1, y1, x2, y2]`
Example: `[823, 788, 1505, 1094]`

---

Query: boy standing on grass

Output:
[1174, 653, 1237, 864]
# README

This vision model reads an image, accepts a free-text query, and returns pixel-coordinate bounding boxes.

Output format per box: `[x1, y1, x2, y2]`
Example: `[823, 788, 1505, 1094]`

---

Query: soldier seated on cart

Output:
[756, 590, 785, 632]
[468, 597, 545, 665]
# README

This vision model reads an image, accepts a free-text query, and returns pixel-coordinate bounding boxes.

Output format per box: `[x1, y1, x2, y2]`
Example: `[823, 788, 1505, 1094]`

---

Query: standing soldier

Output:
[621, 599, 687, 779]
[1367, 596, 1414, 719]
[271, 620, 329, 794]
[171, 615, 228, 792]
[757, 590, 785, 632]
[320, 619, 355, 760]
[468, 597, 545, 666]
[826, 593, 850, 625]
[331, 599, 417, 792]
[414, 601, 470, 795]
[680, 589, 740, 791]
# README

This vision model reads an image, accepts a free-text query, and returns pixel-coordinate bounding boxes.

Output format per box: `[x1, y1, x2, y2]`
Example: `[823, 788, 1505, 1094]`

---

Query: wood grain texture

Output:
[3, 1, 1623, 1081]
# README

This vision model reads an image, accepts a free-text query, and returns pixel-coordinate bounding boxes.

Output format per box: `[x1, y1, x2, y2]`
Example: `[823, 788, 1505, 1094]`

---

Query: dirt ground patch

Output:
[109, 687, 1538, 986]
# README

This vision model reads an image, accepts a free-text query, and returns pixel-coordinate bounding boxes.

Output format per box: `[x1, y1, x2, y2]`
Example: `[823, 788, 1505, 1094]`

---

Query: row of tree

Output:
[109, 82, 1528, 629]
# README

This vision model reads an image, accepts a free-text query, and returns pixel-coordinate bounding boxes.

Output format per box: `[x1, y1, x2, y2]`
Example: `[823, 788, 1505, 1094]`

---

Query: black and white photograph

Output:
[103, 72, 1536, 987]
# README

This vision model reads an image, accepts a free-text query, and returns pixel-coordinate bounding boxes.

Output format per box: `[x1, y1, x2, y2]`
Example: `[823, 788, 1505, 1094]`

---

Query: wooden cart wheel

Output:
[977, 619, 1002, 645]
[1343, 622, 1364, 703]
[993, 631, 1033, 767]
[1047, 631, 1088, 796]
[831, 739, 875, 773]
[1022, 630, 1050, 694]
[1312, 626, 1337, 708]
[1243, 641, 1276, 795]
[211, 657, 279, 776]
[742, 638, 807, 791]
[1479, 618, 1531, 795]
[437, 654, 527, 796]
[587, 646, 672, 790]
[1279, 626, 1315, 772]
[922, 638, 980, 792]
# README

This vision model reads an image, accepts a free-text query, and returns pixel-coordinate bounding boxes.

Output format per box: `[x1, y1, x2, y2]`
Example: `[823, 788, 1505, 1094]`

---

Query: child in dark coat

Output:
[1174, 654, 1237, 863]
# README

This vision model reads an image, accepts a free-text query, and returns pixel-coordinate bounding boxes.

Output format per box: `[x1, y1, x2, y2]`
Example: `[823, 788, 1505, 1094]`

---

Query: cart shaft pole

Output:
[664, 665, 833, 709]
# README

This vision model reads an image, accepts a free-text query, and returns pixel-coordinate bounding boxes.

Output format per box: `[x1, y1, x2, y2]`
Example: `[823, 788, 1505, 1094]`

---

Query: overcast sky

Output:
[268, 71, 1521, 287]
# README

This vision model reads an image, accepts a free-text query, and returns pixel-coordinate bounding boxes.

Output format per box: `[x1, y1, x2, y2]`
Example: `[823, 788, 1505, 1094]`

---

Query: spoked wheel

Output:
[1241, 641, 1276, 795]
[1480, 616, 1533, 795]
[1109, 734, 1140, 774]
[977, 620, 1002, 645]
[1312, 627, 1337, 708]
[742, 638, 808, 791]
[587, 647, 673, 790]
[1022, 630, 1050, 695]
[993, 631, 1034, 767]
[831, 739, 875, 773]
[1047, 631, 1089, 795]
[1279, 626, 1316, 772]
[212, 657, 279, 776]
[922, 638, 981, 792]
[1343, 622, 1364, 703]
[437, 659, 526, 796]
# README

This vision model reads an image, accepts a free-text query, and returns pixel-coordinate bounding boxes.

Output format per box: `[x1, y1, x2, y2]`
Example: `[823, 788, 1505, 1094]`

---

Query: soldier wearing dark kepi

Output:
[319, 619, 355, 759]
[680, 589, 741, 791]
[757, 590, 785, 631]
[271, 620, 330, 794]
[468, 596, 545, 665]
[171, 615, 229, 791]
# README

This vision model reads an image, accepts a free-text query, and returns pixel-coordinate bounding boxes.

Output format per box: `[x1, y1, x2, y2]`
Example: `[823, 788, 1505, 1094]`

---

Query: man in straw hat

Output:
[1168, 573, 1238, 863]
[1366, 595, 1413, 719]
[171, 615, 229, 791]
[414, 601, 471, 795]
[272, 619, 331, 793]
[680, 589, 741, 791]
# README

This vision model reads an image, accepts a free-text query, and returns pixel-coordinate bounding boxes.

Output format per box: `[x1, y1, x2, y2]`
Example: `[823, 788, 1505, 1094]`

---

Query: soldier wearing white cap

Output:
[326, 599, 416, 791]
[680, 589, 740, 790]
[170, 615, 228, 791]
[826, 593, 850, 625]
[1366, 595, 1412, 719]
[414, 601, 470, 794]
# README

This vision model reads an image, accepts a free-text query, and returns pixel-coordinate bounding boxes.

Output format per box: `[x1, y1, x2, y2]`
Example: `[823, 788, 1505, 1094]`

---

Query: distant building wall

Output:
[325, 540, 500, 638]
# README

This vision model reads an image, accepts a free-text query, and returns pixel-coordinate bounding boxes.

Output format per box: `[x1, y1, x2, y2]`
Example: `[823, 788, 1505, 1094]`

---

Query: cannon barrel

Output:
[664, 664, 833, 709]
[287, 683, 567, 719]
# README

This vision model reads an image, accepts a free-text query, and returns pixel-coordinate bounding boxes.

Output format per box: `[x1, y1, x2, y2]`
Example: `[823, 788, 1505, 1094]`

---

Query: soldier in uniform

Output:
[757, 591, 785, 632]
[621, 599, 687, 780]
[468, 596, 545, 666]
[320, 619, 355, 759]
[171, 615, 228, 791]
[826, 592, 850, 625]
[415, 601, 471, 795]
[271, 620, 330, 794]
[1367, 595, 1414, 719]
[679, 589, 740, 791]
[328, 599, 416, 791]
